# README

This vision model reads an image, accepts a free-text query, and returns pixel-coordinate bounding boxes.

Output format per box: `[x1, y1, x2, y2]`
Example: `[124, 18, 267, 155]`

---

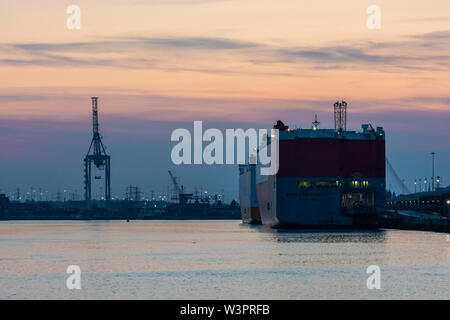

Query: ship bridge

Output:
[279, 124, 385, 141]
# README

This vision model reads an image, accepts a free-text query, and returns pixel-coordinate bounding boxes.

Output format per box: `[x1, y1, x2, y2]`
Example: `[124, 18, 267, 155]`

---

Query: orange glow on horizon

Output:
[0, 0, 449, 121]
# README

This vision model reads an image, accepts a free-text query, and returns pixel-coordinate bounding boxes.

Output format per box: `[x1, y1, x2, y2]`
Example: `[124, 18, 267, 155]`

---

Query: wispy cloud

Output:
[13, 37, 259, 53]
[409, 30, 450, 41]
[1, 90, 449, 120]
[280, 46, 408, 64]
[1, 31, 449, 72]
[399, 16, 450, 23]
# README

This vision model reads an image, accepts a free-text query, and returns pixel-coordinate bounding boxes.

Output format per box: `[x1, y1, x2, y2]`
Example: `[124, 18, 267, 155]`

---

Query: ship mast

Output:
[334, 100, 347, 132]
[312, 114, 320, 130]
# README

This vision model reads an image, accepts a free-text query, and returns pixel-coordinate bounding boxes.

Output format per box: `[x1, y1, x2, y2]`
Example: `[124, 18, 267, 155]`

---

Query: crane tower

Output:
[168, 170, 192, 204]
[84, 97, 111, 203]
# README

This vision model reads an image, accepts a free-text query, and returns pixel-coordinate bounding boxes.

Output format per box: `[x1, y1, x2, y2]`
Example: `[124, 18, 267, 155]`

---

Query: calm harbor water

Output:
[0, 220, 449, 299]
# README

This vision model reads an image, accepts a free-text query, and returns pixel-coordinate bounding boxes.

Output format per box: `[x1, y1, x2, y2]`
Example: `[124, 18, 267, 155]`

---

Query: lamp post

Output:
[431, 152, 435, 192]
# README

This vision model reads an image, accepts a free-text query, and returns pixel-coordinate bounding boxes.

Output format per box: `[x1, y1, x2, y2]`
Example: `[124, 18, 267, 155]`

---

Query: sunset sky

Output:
[0, 0, 449, 199]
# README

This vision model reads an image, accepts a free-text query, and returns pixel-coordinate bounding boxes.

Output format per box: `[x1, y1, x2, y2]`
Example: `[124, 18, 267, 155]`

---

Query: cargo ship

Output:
[156, 170, 241, 220]
[239, 164, 261, 224]
[239, 101, 386, 228]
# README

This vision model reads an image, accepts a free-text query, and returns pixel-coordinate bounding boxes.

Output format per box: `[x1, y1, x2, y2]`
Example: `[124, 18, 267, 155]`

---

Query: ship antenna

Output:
[312, 114, 320, 130]
[334, 100, 347, 132]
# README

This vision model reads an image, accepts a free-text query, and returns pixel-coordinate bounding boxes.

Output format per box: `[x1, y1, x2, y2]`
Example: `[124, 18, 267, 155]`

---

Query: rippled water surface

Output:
[0, 220, 449, 299]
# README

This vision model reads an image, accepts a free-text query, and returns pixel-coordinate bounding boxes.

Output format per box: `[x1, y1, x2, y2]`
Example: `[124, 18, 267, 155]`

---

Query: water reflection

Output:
[0, 221, 449, 299]
[264, 228, 387, 244]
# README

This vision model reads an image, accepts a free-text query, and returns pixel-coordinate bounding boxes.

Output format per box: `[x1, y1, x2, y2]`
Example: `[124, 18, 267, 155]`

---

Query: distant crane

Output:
[125, 185, 141, 201]
[168, 170, 192, 204]
[84, 97, 111, 203]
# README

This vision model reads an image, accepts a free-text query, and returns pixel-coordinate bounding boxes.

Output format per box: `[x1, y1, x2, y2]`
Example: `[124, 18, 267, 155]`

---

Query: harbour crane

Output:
[84, 97, 111, 203]
[168, 170, 192, 204]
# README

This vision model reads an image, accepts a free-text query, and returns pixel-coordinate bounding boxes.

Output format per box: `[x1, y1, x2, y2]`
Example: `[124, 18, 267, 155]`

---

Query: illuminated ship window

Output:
[360, 181, 369, 187]
[315, 181, 338, 188]
[346, 180, 370, 188]
[298, 181, 312, 188]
